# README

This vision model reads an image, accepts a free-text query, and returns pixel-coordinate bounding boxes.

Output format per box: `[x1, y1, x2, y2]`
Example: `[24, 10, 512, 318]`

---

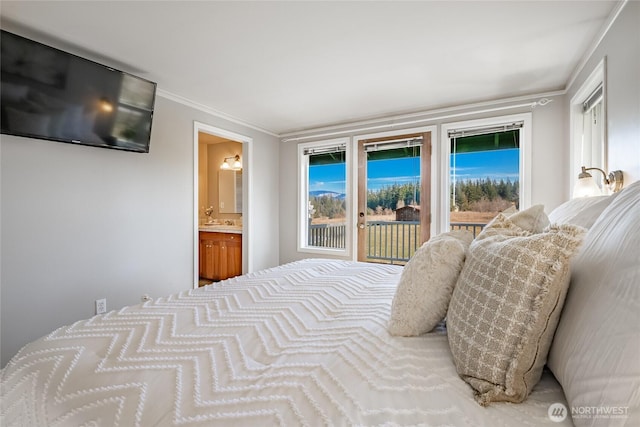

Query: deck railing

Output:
[307, 222, 347, 249]
[308, 221, 486, 264]
[365, 220, 420, 263]
[450, 222, 485, 238]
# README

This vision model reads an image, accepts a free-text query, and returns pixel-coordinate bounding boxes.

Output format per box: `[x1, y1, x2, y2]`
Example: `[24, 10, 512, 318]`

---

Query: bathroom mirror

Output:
[219, 170, 242, 213]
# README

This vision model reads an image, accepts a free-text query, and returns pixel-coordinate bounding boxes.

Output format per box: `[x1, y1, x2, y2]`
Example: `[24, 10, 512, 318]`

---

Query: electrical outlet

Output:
[95, 298, 107, 315]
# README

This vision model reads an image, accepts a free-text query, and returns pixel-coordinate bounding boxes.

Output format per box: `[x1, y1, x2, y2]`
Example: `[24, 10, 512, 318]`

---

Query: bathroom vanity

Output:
[199, 226, 242, 282]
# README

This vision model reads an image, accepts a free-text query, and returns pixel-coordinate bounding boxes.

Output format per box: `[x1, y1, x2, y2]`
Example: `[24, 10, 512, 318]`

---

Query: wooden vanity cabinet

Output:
[199, 232, 242, 282]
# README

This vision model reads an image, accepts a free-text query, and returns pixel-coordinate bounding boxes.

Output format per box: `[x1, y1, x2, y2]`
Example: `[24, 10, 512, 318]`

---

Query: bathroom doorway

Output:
[193, 122, 252, 289]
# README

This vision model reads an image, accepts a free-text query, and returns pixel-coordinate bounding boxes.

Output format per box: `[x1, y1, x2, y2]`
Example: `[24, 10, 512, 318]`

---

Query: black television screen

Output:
[1, 30, 156, 153]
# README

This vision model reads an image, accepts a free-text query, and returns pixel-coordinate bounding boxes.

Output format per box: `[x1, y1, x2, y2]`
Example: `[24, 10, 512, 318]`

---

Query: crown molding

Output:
[157, 89, 279, 137]
[280, 90, 564, 141]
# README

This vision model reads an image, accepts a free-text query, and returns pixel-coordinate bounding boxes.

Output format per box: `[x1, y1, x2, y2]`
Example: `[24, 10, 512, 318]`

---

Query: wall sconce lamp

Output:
[573, 166, 623, 198]
[220, 154, 242, 171]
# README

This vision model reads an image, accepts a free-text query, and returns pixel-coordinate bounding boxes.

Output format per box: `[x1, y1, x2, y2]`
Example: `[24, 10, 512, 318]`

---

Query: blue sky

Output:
[450, 148, 520, 182]
[309, 148, 520, 194]
[309, 163, 347, 193]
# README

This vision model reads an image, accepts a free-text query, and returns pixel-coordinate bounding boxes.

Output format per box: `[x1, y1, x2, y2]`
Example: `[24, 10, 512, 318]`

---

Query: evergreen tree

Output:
[310, 195, 346, 219]
[448, 178, 519, 212]
[365, 178, 518, 214]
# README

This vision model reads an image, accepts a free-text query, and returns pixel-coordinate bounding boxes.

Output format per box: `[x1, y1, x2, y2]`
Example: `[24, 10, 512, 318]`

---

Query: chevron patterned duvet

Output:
[1, 259, 570, 426]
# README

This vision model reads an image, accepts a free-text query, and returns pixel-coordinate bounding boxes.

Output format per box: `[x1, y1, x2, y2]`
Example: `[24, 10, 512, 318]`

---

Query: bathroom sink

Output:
[200, 224, 242, 233]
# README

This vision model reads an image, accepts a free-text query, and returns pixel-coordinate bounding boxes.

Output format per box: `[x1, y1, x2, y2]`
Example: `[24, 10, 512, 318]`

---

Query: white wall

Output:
[0, 96, 280, 367]
[566, 1, 640, 188]
[278, 95, 568, 264]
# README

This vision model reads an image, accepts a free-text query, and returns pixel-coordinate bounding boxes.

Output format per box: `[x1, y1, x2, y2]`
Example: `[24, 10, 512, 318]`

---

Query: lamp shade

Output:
[573, 176, 602, 198]
[232, 155, 242, 169]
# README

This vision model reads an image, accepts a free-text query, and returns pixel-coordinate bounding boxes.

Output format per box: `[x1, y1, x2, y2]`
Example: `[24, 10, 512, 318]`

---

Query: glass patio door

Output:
[357, 132, 431, 264]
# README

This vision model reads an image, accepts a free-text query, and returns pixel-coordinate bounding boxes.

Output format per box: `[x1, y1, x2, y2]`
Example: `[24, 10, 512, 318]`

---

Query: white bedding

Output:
[1, 259, 570, 426]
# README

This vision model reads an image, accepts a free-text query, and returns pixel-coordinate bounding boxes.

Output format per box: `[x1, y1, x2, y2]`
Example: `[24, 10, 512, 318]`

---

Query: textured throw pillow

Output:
[388, 230, 474, 336]
[500, 205, 518, 216]
[447, 214, 586, 405]
[479, 204, 549, 237]
[548, 181, 640, 426]
[487, 204, 550, 234]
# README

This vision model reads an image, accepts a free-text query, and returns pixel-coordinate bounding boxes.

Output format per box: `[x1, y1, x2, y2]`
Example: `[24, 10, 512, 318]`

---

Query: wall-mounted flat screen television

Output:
[1, 30, 156, 153]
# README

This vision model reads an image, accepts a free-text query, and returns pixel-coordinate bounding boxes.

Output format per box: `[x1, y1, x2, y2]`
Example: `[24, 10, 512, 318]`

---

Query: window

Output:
[581, 86, 605, 187]
[440, 114, 532, 235]
[298, 138, 350, 254]
[571, 59, 606, 193]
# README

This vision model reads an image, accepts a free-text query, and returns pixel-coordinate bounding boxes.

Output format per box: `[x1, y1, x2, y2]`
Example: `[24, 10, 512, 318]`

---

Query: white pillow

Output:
[388, 230, 473, 336]
[548, 181, 640, 426]
[483, 204, 550, 234]
[548, 194, 617, 229]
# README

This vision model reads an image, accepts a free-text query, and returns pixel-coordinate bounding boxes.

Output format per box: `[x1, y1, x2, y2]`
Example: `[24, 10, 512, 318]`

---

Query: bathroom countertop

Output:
[199, 225, 242, 234]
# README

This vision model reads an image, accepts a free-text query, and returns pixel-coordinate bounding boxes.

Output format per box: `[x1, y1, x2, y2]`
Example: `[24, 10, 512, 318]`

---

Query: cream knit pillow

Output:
[447, 215, 586, 405]
[388, 230, 474, 336]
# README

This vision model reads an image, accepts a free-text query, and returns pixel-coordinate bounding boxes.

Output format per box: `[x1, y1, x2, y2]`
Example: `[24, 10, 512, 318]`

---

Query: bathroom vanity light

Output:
[573, 166, 623, 198]
[220, 154, 242, 171]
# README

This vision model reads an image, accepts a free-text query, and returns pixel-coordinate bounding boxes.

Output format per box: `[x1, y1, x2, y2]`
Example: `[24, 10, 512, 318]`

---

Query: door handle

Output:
[358, 212, 366, 229]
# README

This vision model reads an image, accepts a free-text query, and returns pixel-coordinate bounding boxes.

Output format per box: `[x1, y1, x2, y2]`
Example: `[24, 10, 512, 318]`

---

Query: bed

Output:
[2, 182, 638, 426]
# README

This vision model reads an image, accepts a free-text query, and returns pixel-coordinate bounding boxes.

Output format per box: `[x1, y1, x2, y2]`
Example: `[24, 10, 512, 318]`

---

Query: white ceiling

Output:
[1, 1, 619, 135]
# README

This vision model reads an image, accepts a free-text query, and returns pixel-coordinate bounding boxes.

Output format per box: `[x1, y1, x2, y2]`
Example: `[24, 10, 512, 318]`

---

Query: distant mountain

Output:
[310, 190, 345, 200]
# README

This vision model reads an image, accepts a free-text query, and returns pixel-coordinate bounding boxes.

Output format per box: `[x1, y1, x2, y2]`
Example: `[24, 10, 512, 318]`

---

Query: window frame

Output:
[570, 58, 607, 195]
[297, 137, 352, 256]
[439, 112, 532, 234]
